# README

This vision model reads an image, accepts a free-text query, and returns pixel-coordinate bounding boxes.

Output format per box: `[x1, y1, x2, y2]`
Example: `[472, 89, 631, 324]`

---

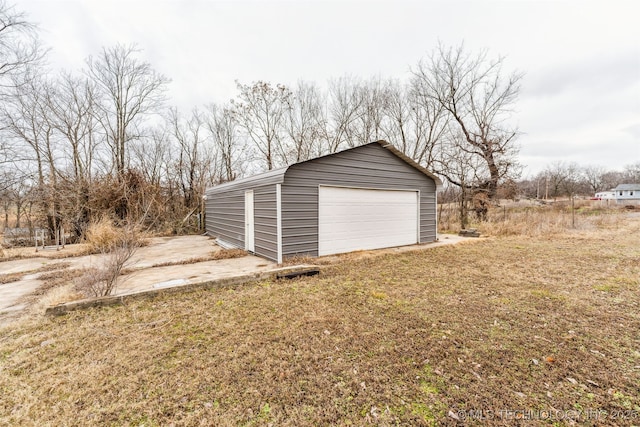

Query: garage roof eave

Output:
[205, 166, 288, 194]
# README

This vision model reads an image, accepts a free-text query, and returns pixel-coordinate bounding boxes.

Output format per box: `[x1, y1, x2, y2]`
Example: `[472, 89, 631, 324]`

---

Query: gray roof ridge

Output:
[613, 183, 640, 190]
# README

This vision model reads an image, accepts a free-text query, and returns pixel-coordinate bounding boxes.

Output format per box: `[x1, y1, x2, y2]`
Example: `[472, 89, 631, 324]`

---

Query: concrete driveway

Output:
[0, 235, 275, 324]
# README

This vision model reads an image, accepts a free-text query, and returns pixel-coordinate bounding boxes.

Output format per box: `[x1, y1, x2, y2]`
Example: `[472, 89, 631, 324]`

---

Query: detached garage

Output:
[204, 140, 442, 262]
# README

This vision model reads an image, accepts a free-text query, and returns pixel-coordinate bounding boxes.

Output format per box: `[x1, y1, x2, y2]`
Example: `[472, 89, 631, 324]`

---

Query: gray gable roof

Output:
[373, 140, 443, 188]
[205, 166, 288, 193]
[205, 140, 443, 194]
[613, 183, 640, 191]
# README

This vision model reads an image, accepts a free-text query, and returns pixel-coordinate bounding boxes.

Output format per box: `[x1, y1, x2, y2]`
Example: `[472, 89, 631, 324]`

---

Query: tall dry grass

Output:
[84, 216, 147, 252]
[439, 200, 628, 237]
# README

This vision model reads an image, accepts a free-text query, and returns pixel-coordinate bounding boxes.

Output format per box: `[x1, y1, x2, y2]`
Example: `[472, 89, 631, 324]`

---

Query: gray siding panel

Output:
[281, 143, 437, 258]
[205, 191, 245, 249]
[253, 186, 278, 261]
[205, 183, 278, 262]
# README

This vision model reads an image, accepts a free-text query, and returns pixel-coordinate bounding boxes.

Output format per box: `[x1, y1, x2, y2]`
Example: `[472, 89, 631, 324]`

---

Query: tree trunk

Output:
[15, 199, 22, 228]
[459, 187, 468, 229]
[484, 148, 500, 200]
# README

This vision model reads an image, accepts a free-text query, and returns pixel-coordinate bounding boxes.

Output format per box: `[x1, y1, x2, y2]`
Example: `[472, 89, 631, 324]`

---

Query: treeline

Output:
[518, 161, 640, 200]
[1, 2, 524, 239]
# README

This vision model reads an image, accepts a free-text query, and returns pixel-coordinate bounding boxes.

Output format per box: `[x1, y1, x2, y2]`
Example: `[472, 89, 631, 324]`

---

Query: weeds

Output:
[210, 248, 247, 260]
[439, 200, 624, 237]
[0, 262, 72, 285]
[76, 220, 143, 297]
[85, 216, 147, 253]
[30, 268, 85, 297]
[0, 273, 23, 285]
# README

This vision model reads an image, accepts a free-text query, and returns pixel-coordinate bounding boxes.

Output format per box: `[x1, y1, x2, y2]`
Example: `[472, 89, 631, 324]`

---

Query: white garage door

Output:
[318, 186, 419, 256]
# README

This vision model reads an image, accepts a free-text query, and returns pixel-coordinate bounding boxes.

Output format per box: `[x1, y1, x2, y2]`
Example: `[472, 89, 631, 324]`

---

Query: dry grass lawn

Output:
[1, 214, 639, 426]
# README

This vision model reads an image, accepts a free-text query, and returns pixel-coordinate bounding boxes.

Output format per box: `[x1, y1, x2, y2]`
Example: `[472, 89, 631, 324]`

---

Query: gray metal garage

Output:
[204, 140, 442, 262]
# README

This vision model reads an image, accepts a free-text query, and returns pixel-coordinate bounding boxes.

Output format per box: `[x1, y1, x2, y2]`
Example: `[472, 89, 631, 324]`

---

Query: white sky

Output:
[20, 0, 640, 176]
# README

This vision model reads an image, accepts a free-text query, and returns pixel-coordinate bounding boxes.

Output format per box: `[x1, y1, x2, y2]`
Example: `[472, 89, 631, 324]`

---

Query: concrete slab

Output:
[385, 233, 478, 252]
[127, 235, 222, 268]
[0, 235, 221, 275]
[114, 255, 275, 296]
[0, 258, 65, 275]
[0, 277, 45, 317]
[0, 235, 274, 322]
[314, 233, 478, 263]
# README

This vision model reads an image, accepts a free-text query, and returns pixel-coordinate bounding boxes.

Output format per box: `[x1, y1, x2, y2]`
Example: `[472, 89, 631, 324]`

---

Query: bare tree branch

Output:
[412, 43, 523, 200]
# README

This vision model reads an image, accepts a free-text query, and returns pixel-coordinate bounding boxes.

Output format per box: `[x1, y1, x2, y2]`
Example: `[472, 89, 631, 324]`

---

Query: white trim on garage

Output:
[276, 184, 283, 264]
[244, 190, 255, 252]
[434, 189, 438, 241]
[318, 186, 419, 256]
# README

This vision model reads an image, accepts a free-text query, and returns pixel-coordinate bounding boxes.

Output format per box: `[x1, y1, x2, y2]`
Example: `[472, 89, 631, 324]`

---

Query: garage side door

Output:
[318, 186, 418, 256]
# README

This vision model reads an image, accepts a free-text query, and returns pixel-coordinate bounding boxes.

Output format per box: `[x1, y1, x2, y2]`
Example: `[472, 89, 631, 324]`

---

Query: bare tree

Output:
[384, 79, 447, 169]
[0, 184, 9, 228]
[623, 162, 640, 183]
[234, 81, 292, 170]
[325, 76, 364, 152]
[412, 43, 523, 200]
[46, 72, 101, 237]
[168, 107, 213, 211]
[0, 1, 44, 182]
[0, 169, 28, 227]
[85, 44, 169, 179]
[543, 161, 581, 199]
[558, 162, 583, 228]
[582, 164, 608, 194]
[0, 0, 45, 92]
[205, 102, 242, 183]
[0, 74, 47, 174]
[436, 131, 489, 225]
[600, 170, 624, 192]
[379, 80, 409, 150]
[1, 75, 62, 237]
[49, 73, 99, 181]
[284, 81, 326, 162]
[350, 77, 388, 146]
[131, 128, 171, 187]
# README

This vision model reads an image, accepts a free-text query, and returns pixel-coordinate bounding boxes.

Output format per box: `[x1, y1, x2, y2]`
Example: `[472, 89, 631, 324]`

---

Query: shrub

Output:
[85, 217, 146, 253]
[77, 221, 144, 297]
[85, 217, 120, 252]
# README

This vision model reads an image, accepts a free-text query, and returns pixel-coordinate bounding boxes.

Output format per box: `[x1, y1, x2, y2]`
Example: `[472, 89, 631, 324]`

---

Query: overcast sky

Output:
[20, 0, 640, 176]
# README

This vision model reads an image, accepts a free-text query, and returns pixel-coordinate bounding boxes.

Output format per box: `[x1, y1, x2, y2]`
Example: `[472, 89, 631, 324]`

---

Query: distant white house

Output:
[594, 191, 615, 200]
[612, 183, 640, 205]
